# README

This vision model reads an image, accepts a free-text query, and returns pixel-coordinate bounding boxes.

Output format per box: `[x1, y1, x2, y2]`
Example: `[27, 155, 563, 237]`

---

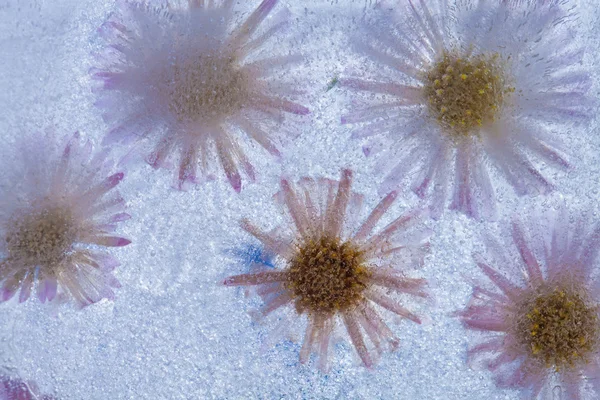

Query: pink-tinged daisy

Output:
[224, 169, 430, 370]
[92, 0, 309, 191]
[458, 207, 600, 399]
[0, 132, 130, 307]
[341, 0, 592, 220]
[0, 375, 55, 400]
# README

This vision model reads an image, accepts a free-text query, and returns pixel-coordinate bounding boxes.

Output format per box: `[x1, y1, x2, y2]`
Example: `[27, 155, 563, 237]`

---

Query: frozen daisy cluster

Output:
[0, 0, 599, 399]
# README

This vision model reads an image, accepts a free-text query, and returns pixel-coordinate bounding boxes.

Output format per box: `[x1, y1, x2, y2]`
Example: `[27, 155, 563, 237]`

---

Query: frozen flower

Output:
[458, 207, 600, 399]
[0, 374, 55, 400]
[224, 169, 430, 370]
[341, 0, 592, 220]
[92, 0, 309, 191]
[0, 132, 130, 307]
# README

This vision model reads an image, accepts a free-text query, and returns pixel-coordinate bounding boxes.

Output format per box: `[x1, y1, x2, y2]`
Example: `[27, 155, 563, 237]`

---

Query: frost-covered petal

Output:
[92, 0, 308, 191]
[343, 0, 592, 220]
[459, 204, 600, 396]
[0, 132, 130, 308]
[224, 170, 429, 369]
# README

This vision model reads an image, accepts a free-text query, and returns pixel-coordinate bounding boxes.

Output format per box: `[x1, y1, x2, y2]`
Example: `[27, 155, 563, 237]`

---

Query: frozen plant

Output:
[341, 0, 592, 220]
[458, 206, 600, 399]
[224, 169, 430, 370]
[92, 0, 308, 191]
[0, 132, 130, 307]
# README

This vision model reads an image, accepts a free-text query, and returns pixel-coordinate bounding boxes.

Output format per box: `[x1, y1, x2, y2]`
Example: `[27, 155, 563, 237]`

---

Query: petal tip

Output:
[117, 238, 131, 246]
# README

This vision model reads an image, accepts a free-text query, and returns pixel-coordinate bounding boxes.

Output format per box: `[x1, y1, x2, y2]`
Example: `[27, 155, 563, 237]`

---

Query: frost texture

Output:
[225, 170, 430, 370]
[1, 0, 599, 398]
[92, 0, 309, 191]
[458, 206, 600, 399]
[341, 0, 593, 220]
[0, 132, 130, 307]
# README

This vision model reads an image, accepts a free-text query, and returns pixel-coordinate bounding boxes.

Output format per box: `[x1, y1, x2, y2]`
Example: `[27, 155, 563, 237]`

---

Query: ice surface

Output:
[0, 0, 599, 399]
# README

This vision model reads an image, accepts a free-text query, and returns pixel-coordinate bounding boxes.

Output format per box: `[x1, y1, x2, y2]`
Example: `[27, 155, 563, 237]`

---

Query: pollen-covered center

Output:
[517, 288, 599, 369]
[5, 206, 77, 267]
[168, 52, 250, 123]
[286, 236, 371, 314]
[424, 51, 513, 136]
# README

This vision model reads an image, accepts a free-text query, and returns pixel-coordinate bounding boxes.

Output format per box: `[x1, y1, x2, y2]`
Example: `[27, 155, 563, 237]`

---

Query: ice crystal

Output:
[341, 0, 592, 220]
[458, 206, 600, 399]
[0, 132, 130, 307]
[224, 169, 430, 370]
[92, 0, 309, 191]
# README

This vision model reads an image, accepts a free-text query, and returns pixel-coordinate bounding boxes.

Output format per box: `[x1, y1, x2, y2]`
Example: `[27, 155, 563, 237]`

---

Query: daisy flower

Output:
[458, 207, 600, 399]
[341, 0, 592, 219]
[224, 169, 430, 370]
[92, 0, 309, 191]
[0, 132, 130, 307]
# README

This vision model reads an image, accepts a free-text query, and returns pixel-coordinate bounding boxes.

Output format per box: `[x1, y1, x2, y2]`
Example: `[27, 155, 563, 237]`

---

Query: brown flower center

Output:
[5, 206, 76, 267]
[286, 236, 371, 314]
[516, 287, 599, 370]
[423, 51, 513, 136]
[167, 52, 250, 123]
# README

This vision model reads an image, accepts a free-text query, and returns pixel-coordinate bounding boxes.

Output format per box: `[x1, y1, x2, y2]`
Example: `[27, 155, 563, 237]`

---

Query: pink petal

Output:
[324, 169, 352, 237]
[342, 312, 373, 368]
[45, 278, 58, 302]
[234, 117, 281, 157]
[79, 173, 124, 206]
[369, 270, 428, 298]
[147, 136, 175, 169]
[109, 213, 131, 223]
[176, 144, 200, 191]
[467, 337, 504, 364]
[462, 314, 507, 332]
[474, 257, 520, 300]
[353, 41, 421, 80]
[366, 291, 421, 324]
[339, 78, 422, 102]
[1, 282, 18, 302]
[511, 220, 543, 286]
[37, 279, 48, 303]
[252, 95, 309, 116]
[19, 272, 34, 303]
[560, 373, 583, 400]
[361, 302, 400, 350]
[239, 219, 294, 258]
[317, 318, 334, 372]
[280, 179, 310, 237]
[216, 138, 242, 193]
[363, 207, 426, 253]
[232, 0, 279, 45]
[449, 141, 475, 218]
[356, 311, 383, 356]
[88, 236, 131, 247]
[353, 191, 398, 242]
[223, 271, 287, 286]
[258, 292, 292, 317]
[300, 316, 322, 364]
[487, 351, 517, 371]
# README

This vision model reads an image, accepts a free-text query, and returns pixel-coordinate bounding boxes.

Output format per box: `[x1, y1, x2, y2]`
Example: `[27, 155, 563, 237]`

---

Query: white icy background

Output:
[0, 0, 599, 398]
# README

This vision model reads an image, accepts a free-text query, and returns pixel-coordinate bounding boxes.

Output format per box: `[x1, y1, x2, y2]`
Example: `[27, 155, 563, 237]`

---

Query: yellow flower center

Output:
[516, 287, 599, 370]
[6, 206, 76, 267]
[424, 51, 513, 136]
[286, 236, 371, 314]
[167, 52, 250, 124]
